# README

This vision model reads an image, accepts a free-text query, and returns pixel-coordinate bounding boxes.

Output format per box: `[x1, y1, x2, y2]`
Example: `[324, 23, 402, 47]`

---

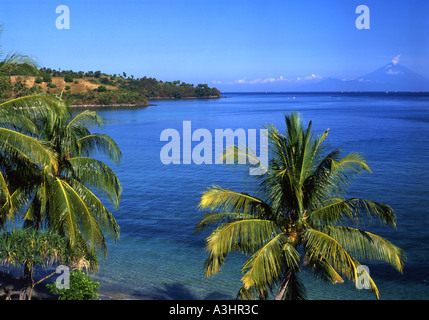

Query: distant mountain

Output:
[301, 63, 429, 92]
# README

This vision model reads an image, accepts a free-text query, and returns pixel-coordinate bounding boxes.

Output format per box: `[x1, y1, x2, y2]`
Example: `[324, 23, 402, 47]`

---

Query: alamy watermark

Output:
[160, 121, 268, 175]
[55, 265, 70, 289]
[355, 265, 371, 290]
[56, 5, 70, 29]
[54, 4, 369, 31]
[356, 5, 370, 30]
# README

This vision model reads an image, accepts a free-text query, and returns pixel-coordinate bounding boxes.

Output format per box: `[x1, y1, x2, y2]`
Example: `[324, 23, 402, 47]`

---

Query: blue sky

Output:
[1, 0, 428, 91]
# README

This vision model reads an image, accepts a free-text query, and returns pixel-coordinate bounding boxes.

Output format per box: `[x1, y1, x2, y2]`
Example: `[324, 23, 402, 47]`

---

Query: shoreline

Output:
[0, 272, 56, 300]
[70, 103, 153, 108]
[70, 95, 222, 108]
[148, 95, 221, 101]
[0, 271, 148, 300]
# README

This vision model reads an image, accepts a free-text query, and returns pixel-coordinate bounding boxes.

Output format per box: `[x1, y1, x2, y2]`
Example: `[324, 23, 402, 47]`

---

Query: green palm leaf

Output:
[66, 110, 104, 132]
[0, 169, 12, 224]
[304, 228, 358, 281]
[78, 134, 122, 165]
[205, 219, 281, 276]
[195, 212, 255, 233]
[0, 127, 58, 171]
[321, 226, 405, 272]
[309, 197, 396, 227]
[199, 186, 269, 216]
[47, 177, 79, 247]
[68, 157, 122, 209]
[0, 95, 68, 132]
[66, 177, 120, 242]
[241, 233, 299, 291]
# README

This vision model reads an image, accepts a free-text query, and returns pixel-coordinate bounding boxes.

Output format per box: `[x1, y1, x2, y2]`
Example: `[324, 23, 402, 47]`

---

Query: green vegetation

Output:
[0, 228, 97, 300]
[196, 112, 405, 300]
[64, 73, 73, 83]
[97, 85, 107, 92]
[46, 269, 100, 300]
[0, 27, 121, 299]
[42, 73, 52, 83]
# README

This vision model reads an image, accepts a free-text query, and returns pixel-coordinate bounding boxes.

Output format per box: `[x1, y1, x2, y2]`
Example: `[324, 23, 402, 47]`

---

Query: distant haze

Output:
[298, 62, 429, 92]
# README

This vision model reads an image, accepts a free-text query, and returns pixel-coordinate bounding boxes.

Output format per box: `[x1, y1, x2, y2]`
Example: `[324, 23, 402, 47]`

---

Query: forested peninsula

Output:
[3, 67, 221, 106]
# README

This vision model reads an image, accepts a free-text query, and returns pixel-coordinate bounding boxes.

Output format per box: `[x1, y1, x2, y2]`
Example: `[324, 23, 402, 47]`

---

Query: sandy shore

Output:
[0, 272, 56, 300]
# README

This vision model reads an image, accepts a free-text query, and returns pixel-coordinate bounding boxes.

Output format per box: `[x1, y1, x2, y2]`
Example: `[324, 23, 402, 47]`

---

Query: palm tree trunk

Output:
[275, 269, 292, 300]
[19, 263, 34, 300]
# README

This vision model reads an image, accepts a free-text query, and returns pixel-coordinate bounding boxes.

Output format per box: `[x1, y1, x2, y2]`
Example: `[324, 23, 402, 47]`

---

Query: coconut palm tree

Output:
[1, 100, 122, 299]
[0, 25, 121, 252]
[0, 25, 65, 225]
[0, 26, 122, 299]
[196, 112, 405, 300]
[10, 107, 123, 254]
[0, 95, 67, 224]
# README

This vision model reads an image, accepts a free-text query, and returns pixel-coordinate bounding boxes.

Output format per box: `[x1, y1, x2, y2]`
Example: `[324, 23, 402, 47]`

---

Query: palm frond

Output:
[195, 212, 255, 233]
[307, 255, 344, 284]
[0, 127, 58, 171]
[309, 197, 397, 227]
[303, 228, 358, 281]
[78, 134, 122, 165]
[66, 110, 104, 132]
[351, 256, 380, 299]
[0, 95, 68, 129]
[66, 177, 120, 242]
[204, 219, 281, 276]
[221, 140, 268, 176]
[237, 283, 269, 300]
[67, 157, 122, 209]
[198, 186, 270, 216]
[47, 176, 110, 253]
[321, 226, 405, 272]
[304, 231, 381, 298]
[241, 233, 299, 291]
[0, 168, 12, 224]
[47, 177, 79, 247]
[59, 178, 105, 252]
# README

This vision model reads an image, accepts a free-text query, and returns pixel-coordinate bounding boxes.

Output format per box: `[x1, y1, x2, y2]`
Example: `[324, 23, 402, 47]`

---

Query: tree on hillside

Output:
[64, 74, 74, 82]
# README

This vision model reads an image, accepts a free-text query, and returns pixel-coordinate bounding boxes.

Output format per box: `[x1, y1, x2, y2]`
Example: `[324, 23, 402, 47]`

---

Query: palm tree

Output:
[1, 98, 122, 300]
[0, 25, 65, 225]
[0, 95, 66, 223]
[10, 107, 122, 254]
[196, 112, 405, 300]
[0, 26, 122, 299]
[0, 26, 121, 253]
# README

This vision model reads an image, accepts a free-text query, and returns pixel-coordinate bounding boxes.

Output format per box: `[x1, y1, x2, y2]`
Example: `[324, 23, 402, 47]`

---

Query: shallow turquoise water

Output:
[82, 92, 429, 300]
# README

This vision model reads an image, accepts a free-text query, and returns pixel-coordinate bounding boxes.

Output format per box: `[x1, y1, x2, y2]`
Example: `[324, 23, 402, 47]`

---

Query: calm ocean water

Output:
[82, 92, 429, 300]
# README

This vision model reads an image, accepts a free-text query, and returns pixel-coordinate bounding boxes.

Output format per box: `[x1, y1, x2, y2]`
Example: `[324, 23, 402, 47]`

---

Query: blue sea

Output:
[81, 92, 429, 300]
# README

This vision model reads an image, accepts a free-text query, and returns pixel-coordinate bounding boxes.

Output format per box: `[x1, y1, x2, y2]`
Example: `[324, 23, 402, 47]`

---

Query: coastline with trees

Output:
[4, 67, 222, 108]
